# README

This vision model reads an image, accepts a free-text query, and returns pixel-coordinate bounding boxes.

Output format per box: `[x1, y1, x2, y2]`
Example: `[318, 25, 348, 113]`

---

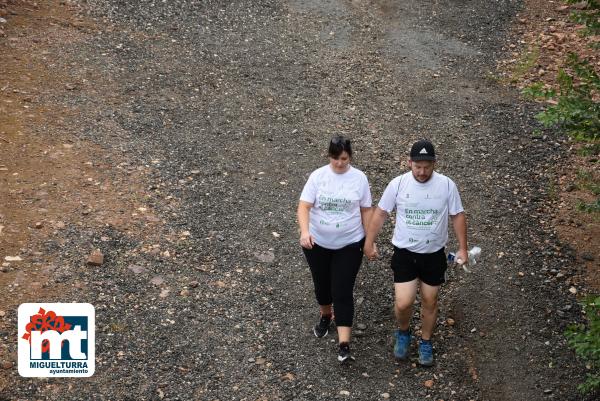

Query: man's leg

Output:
[417, 281, 441, 366]
[392, 280, 418, 359]
[419, 282, 441, 341]
[394, 280, 419, 330]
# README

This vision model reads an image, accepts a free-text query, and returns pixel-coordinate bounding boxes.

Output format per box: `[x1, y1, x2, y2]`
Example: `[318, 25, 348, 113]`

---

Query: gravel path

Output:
[2, 0, 595, 400]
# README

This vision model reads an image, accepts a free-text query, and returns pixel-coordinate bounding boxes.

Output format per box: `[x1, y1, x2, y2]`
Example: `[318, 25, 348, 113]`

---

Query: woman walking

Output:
[297, 135, 373, 363]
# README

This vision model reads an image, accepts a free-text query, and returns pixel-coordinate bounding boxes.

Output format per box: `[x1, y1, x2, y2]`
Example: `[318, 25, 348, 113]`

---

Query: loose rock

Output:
[87, 249, 104, 266]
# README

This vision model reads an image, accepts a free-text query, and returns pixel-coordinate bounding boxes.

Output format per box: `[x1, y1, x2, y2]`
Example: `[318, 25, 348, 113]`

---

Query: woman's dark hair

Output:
[328, 135, 352, 158]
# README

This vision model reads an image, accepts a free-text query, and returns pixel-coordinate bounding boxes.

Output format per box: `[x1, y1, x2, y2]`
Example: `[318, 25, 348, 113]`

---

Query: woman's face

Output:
[329, 151, 351, 174]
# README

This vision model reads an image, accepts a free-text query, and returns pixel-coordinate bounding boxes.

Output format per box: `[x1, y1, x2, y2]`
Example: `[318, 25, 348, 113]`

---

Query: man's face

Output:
[409, 159, 435, 183]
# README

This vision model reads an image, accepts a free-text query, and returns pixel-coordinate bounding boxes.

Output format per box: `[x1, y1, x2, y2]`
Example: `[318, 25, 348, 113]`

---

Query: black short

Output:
[390, 247, 447, 286]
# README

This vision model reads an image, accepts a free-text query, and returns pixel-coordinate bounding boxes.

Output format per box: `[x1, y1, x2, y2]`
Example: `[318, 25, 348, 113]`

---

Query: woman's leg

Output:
[330, 241, 363, 343]
[303, 244, 333, 309]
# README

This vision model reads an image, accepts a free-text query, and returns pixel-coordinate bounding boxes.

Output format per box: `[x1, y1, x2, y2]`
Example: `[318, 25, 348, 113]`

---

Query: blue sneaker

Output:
[393, 329, 411, 359]
[418, 339, 434, 366]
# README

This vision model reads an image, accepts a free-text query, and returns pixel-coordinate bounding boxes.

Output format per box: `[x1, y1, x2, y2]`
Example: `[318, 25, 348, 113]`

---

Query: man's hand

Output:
[364, 241, 379, 261]
[455, 249, 468, 265]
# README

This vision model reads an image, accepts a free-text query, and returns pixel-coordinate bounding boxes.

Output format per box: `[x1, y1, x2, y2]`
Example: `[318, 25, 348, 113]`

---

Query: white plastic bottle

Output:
[448, 246, 481, 272]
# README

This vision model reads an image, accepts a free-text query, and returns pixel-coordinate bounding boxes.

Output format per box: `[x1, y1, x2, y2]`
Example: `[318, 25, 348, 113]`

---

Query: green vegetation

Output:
[577, 170, 600, 195]
[522, 53, 599, 141]
[566, 0, 600, 36]
[510, 45, 540, 83]
[566, 296, 600, 393]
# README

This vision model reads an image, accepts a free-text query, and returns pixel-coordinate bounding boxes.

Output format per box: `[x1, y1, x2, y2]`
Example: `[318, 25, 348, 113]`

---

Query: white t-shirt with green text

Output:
[300, 165, 372, 250]
[378, 171, 464, 253]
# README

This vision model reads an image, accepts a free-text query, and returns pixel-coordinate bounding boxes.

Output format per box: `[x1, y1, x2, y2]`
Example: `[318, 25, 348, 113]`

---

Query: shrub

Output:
[566, 0, 600, 36]
[566, 295, 600, 393]
[522, 53, 599, 141]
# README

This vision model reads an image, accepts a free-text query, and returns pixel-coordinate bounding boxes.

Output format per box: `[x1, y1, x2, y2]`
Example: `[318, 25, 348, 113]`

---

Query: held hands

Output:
[364, 241, 379, 261]
[300, 232, 315, 249]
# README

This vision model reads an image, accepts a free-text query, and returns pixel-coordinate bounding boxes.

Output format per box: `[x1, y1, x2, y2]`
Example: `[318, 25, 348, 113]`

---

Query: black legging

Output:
[302, 239, 364, 327]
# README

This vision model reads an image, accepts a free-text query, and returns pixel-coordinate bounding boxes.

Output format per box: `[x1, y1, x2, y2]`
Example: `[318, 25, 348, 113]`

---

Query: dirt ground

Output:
[0, 0, 598, 400]
[497, 0, 600, 292]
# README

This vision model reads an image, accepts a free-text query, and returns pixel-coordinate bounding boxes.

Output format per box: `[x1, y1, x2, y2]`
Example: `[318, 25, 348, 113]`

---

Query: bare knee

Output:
[421, 296, 438, 313]
[395, 299, 413, 312]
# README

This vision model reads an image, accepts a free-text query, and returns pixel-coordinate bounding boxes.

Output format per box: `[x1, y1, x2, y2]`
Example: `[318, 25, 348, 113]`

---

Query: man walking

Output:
[364, 139, 468, 366]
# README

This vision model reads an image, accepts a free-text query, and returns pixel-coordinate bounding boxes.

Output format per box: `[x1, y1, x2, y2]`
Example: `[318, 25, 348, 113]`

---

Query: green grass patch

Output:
[510, 45, 540, 83]
[566, 295, 600, 394]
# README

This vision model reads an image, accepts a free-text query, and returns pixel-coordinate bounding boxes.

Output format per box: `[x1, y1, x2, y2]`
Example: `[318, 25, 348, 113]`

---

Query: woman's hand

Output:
[300, 232, 315, 249]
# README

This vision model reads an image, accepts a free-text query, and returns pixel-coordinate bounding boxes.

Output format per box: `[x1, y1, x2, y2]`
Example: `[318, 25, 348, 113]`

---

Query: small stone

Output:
[0, 310, 5, 317]
[87, 249, 104, 266]
[34, 222, 43, 229]
[543, 389, 553, 394]
[254, 251, 275, 263]
[340, 390, 350, 396]
[569, 287, 577, 294]
[180, 289, 190, 297]
[1, 361, 13, 369]
[282, 372, 295, 381]
[127, 265, 146, 274]
[424, 379, 434, 388]
[581, 253, 595, 262]
[518, 271, 525, 277]
[272, 231, 280, 238]
[0, 18, 6, 24]
[255, 357, 266, 365]
[150, 276, 165, 286]
[381, 393, 390, 399]
[4, 256, 22, 262]
[447, 318, 455, 326]
[356, 323, 367, 330]
[189, 281, 199, 288]
[471, 328, 477, 333]
[159, 288, 170, 298]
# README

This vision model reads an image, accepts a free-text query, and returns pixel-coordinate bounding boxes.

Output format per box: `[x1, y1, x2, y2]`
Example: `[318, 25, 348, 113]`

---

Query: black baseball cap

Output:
[410, 139, 436, 161]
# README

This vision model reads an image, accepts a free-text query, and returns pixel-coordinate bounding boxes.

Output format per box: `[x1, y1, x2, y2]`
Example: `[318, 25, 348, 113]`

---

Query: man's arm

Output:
[364, 207, 388, 260]
[450, 212, 468, 264]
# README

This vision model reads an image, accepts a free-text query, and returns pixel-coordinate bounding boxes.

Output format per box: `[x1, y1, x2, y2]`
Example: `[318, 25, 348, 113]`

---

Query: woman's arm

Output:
[360, 206, 373, 231]
[297, 200, 315, 249]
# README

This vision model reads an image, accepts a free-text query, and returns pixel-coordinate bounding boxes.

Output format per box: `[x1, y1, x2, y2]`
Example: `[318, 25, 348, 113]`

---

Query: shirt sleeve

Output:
[299, 172, 317, 204]
[447, 178, 464, 215]
[359, 174, 372, 207]
[377, 177, 400, 213]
